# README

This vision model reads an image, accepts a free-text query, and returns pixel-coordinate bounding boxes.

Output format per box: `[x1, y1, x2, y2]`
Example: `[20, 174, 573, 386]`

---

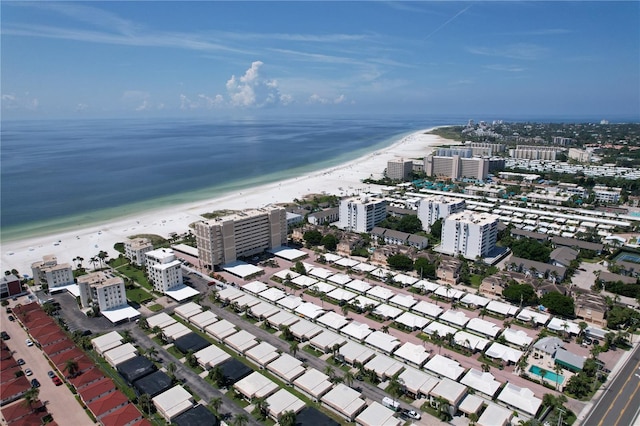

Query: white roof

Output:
[310, 330, 347, 351]
[294, 302, 325, 320]
[323, 253, 343, 263]
[411, 300, 443, 318]
[364, 331, 401, 353]
[454, 330, 490, 352]
[162, 322, 191, 340]
[497, 383, 542, 416]
[165, 285, 200, 301]
[460, 368, 501, 397]
[548, 318, 581, 335]
[430, 378, 467, 404]
[276, 295, 303, 311]
[486, 300, 519, 316]
[174, 302, 203, 319]
[326, 288, 357, 302]
[335, 257, 360, 268]
[194, 344, 231, 368]
[339, 341, 375, 365]
[147, 312, 177, 329]
[291, 275, 317, 288]
[234, 371, 279, 399]
[398, 366, 440, 396]
[412, 280, 441, 293]
[224, 330, 259, 354]
[234, 294, 261, 309]
[266, 310, 299, 328]
[478, 403, 512, 426]
[266, 354, 305, 382]
[389, 293, 417, 309]
[466, 317, 502, 338]
[269, 246, 307, 261]
[439, 310, 470, 327]
[501, 328, 534, 348]
[223, 261, 263, 278]
[289, 318, 323, 340]
[245, 342, 280, 367]
[367, 286, 395, 301]
[395, 311, 429, 330]
[272, 269, 300, 281]
[460, 293, 490, 307]
[434, 286, 464, 299]
[352, 295, 379, 310]
[152, 385, 193, 420]
[373, 304, 403, 319]
[92, 331, 123, 354]
[370, 268, 392, 279]
[516, 308, 550, 325]
[242, 280, 268, 294]
[328, 273, 352, 286]
[352, 263, 377, 273]
[345, 279, 372, 294]
[393, 273, 419, 286]
[310, 281, 336, 294]
[266, 388, 305, 418]
[424, 354, 465, 381]
[309, 267, 334, 280]
[317, 311, 350, 331]
[485, 342, 524, 364]
[340, 321, 373, 341]
[259, 287, 287, 302]
[205, 319, 237, 340]
[393, 341, 430, 366]
[423, 321, 457, 337]
[356, 402, 401, 426]
[217, 286, 244, 301]
[101, 305, 141, 323]
[104, 343, 138, 367]
[293, 368, 333, 399]
[249, 302, 280, 319]
[321, 384, 366, 418]
[189, 311, 218, 330]
[458, 394, 484, 415]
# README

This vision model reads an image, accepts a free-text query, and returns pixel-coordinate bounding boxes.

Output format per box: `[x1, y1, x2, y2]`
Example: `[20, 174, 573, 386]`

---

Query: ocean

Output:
[1, 115, 460, 241]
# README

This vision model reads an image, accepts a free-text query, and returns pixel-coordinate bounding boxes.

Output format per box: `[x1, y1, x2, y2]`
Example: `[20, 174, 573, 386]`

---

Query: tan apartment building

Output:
[31, 255, 74, 291]
[124, 237, 153, 266]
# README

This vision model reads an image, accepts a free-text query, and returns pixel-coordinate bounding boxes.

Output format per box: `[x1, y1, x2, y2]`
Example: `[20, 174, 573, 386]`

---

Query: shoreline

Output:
[1, 126, 456, 275]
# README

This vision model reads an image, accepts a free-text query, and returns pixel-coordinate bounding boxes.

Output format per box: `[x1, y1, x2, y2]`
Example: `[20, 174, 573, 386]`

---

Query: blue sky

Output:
[2, 1, 639, 120]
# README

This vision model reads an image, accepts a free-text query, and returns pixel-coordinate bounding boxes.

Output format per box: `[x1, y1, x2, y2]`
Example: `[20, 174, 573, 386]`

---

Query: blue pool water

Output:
[529, 365, 564, 384]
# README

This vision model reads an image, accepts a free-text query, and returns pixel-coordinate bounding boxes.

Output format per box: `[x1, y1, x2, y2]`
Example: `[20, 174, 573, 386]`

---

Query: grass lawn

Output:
[126, 287, 154, 304]
[166, 345, 184, 359]
[116, 264, 153, 290]
[147, 303, 163, 312]
[302, 344, 321, 357]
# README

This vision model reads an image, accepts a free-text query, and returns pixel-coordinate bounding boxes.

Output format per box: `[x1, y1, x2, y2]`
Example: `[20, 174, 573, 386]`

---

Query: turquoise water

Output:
[614, 251, 640, 264]
[529, 365, 564, 384]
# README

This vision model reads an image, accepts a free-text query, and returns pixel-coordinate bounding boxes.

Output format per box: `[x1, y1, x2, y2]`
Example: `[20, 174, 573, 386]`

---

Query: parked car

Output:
[31, 378, 40, 388]
[25, 339, 34, 347]
[47, 370, 55, 378]
[24, 368, 33, 376]
[8, 315, 15, 322]
[402, 409, 421, 420]
[52, 376, 63, 386]
[17, 359, 25, 366]
[1, 331, 9, 340]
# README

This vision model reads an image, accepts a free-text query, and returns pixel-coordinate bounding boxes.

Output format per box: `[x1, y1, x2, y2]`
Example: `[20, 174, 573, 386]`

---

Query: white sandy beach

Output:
[1, 128, 456, 275]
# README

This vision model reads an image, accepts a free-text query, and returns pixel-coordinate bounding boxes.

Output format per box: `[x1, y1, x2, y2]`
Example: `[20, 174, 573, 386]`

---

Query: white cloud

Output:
[483, 64, 525, 72]
[1, 92, 39, 111]
[75, 103, 89, 111]
[225, 61, 291, 108]
[467, 43, 547, 61]
[307, 93, 348, 105]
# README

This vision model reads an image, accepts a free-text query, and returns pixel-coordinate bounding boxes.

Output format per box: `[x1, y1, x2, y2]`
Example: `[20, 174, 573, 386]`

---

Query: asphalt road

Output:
[581, 342, 640, 426]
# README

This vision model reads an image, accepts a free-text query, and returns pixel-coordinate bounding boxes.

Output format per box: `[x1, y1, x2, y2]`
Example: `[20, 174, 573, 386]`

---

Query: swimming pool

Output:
[529, 365, 564, 384]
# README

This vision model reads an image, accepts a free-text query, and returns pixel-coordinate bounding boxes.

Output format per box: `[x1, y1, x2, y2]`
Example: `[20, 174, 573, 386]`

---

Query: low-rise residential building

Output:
[0, 274, 22, 299]
[308, 207, 339, 226]
[574, 291, 607, 327]
[124, 237, 153, 266]
[31, 255, 74, 290]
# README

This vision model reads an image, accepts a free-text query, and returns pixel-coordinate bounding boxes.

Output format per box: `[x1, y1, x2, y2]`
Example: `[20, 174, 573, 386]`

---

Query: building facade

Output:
[386, 158, 414, 181]
[440, 211, 499, 259]
[195, 206, 287, 269]
[31, 255, 74, 290]
[416, 195, 466, 232]
[124, 238, 153, 266]
[78, 271, 127, 311]
[145, 249, 183, 293]
[338, 196, 387, 233]
[0, 274, 22, 299]
[424, 155, 494, 181]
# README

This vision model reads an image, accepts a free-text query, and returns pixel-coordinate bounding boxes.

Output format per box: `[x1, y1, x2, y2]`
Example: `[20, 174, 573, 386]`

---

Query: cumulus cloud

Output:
[308, 93, 348, 105]
[225, 61, 291, 108]
[1, 92, 39, 111]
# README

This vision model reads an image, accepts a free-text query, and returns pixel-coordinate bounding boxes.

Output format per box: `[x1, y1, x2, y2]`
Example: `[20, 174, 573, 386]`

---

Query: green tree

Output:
[290, 341, 299, 358]
[138, 393, 153, 416]
[279, 410, 297, 426]
[430, 218, 443, 240]
[303, 230, 323, 246]
[233, 412, 249, 426]
[414, 257, 436, 279]
[63, 359, 79, 378]
[293, 261, 307, 275]
[253, 396, 270, 420]
[209, 397, 223, 416]
[387, 374, 405, 400]
[321, 234, 339, 251]
[22, 387, 40, 412]
[540, 291, 575, 317]
[208, 365, 226, 388]
[503, 283, 539, 306]
[344, 370, 355, 388]
[387, 254, 413, 271]
[397, 215, 423, 234]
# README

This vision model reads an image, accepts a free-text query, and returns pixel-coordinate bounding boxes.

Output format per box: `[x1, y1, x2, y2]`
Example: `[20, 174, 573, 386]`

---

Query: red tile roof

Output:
[99, 403, 143, 426]
[79, 377, 116, 404]
[24, 316, 55, 331]
[50, 347, 84, 366]
[0, 399, 45, 422]
[0, 376, 30, 404]
[7, 411, 48, 426]
[0, 359, 18, 372]
[129, 419, 153, 426]
[69, 367, 103, 390]
[41, 339, 75, 357]
[1, 366, 23, 384]
[87, 390, 129, 419]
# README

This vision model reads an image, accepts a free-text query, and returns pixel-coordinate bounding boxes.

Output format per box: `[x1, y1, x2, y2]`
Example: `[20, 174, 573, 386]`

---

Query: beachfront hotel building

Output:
[124, 237, 154, 266]
[423, 148, 499, 181]
[416, 195, 466, 232]
[386, 158, 414, 181]
[78, 271, 127, 311]
[31, 255, 74, 291]
[338, 195, 387, 233]
[440, 210, 499, 260]
[145, 248, 183, 293]
[195, 206, 287, 269]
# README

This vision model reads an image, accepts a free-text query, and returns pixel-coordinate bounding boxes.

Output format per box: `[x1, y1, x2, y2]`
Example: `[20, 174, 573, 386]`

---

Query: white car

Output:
[403, 409, 421, 420]
[24, 368, 33, 376]
[25, 339, 34, 347]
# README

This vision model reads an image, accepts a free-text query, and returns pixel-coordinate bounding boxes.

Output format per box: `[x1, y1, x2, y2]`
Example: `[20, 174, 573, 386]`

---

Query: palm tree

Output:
[167, 362, 177, 380]
[145, 346, 158, 362]
[341, 303, 349, 317]
[138, 393, 153, 416]
[97, 250, 109, 268]
[290, 341, 299, 358]
[480, 307, 488, 319]
[435, 396, 451, 421]
[387, 374, 405, 400]
[22, 387, 40, 412]
[381, 325, 389, 334]
[253, 396, 269, 420]
[122, 330, 134, 343]
[138, 318, 149, 330]
[481, 363, 491, 373]
[324, 365, 335, 378]
[233, 412, 249, 426]
[208, 365, 225, 388]
[279, 410, 297, 426]
[209, 397, 223, 416]
[344, 370, 355, 388]
[553, 364, 563, 390]
[63, 359, 79, 378]
[469, 412, 479, 425]
[89, 256, 99, 270]
[186, 350, 197, 367]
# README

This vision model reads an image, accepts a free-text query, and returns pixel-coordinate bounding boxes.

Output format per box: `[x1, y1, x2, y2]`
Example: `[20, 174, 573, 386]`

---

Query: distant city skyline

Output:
[2, 1, 639, 120]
